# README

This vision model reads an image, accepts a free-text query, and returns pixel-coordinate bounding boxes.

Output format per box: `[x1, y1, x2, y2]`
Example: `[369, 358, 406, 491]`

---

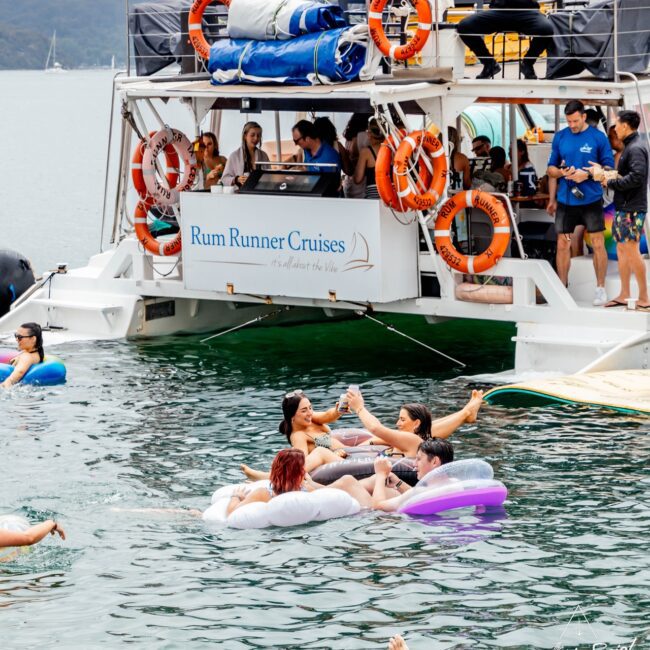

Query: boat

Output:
[44, 31, 65, 74]
[3, 0, 650, 376]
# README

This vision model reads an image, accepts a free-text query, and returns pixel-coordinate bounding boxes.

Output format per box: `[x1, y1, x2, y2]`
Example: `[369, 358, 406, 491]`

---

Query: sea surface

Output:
[1, 71, 649, 649]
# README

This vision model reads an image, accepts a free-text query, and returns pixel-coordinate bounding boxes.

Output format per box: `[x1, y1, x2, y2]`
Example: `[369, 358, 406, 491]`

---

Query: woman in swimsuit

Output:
[347, 390, 483, 458]
[353, 117, 384, 200]
[241, 388, 483, 480]
[228, 448, 313, 515]
[1, 322, 44, 389]
[345, 388, 484, 458]
[241, 390, 348, 480]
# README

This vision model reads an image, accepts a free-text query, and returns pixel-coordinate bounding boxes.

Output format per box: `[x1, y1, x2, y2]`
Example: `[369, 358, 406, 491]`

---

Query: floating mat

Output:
[484, 370, 650, 415]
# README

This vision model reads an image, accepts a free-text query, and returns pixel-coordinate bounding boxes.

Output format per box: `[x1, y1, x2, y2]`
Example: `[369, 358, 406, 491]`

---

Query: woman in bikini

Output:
[241, 388, 483, 480]
[241, 390, 348, 480]
[1, 322, 44, 389]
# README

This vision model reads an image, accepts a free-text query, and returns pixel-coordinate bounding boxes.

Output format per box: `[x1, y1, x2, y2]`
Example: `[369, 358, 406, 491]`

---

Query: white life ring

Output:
[202, 480, 360, 529]
[142, 128, 197, 206]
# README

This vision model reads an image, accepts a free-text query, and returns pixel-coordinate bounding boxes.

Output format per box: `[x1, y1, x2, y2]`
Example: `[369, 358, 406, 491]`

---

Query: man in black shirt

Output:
[590, 110, 650, 310]
[456, 0, 554, 79]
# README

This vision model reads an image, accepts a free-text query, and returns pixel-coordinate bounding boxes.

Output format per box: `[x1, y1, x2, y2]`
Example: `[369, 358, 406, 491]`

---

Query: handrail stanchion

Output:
[126, 0, 131, 77]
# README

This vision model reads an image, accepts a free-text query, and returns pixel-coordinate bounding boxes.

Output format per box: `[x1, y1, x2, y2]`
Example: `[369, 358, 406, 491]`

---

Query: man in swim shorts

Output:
[329, 438, 454, 512]
[588, 110, 649, 310]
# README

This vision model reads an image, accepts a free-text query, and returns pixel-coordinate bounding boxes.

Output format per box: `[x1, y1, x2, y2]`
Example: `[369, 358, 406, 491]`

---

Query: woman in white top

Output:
[221, 121, 270, 188]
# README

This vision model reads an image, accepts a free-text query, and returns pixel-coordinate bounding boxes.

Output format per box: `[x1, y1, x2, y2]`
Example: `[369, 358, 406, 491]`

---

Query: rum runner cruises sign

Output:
[180, 193, 419, 303]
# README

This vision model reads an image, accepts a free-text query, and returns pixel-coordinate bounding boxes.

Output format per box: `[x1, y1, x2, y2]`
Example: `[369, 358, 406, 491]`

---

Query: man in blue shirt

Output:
[292, 119, 341, 174]
[547, 100, 615, 306]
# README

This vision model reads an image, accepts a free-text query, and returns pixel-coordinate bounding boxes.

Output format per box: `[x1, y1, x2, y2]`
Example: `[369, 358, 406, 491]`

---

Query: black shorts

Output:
[555, 200, 604, 234]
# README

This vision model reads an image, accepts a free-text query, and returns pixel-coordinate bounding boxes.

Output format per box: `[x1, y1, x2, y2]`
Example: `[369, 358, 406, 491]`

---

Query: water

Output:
[1, 71, 650, 648]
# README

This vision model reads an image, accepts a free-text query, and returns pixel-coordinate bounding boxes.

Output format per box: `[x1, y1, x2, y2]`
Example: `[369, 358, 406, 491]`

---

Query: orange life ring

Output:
[131, 132, 180, 201]
[376, 132, 433, 212]
[189, 0, 231, 60]
[393, 130, 447, 211]
[134, 200, 182, 257]
[434, 190, 511, 274]
[368, 0, 431, 61]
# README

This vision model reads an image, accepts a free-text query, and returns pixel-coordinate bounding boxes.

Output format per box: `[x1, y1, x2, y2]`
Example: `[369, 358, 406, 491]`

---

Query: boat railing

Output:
[124, 0, 650, 81]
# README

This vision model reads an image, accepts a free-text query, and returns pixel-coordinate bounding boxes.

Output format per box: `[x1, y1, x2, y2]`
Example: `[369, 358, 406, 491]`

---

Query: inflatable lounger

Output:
[0, 515, 31, 562]
[204, 480, 360, 529]
[0, 348, 66, 386]
[227, 0, 346, 41]
[397, 459, 507, 517]
[484, 370, 650, 415]
[209, 25, 369, 86]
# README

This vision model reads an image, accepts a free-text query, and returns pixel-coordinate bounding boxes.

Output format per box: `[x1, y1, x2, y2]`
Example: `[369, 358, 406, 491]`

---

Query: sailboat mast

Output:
[45, 30, 56, 70]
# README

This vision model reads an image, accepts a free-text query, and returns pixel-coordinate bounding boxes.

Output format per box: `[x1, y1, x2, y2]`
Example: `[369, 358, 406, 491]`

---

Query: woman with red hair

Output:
[227, 448, 309, 515]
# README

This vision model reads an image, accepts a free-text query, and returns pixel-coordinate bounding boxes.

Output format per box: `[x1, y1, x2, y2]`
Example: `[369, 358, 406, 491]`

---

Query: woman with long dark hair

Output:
[1, 322, 44, 389]
[241, 390, 347, 480]
[228, 448, 311, 515]
[346, 388, 483, 457]
[241, 388, 482, 480]
[221, 121, 270, 188]
[202, 131, 227, 189]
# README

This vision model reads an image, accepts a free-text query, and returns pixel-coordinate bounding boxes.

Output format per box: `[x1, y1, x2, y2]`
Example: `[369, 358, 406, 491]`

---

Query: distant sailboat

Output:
[111, 55, 116, 70]
[45, 31, 65, 74]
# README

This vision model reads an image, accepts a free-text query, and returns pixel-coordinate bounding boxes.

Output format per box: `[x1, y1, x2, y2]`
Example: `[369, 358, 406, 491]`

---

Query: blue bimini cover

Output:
[208, 26, 367, 85]
[227, 0, 347, 41]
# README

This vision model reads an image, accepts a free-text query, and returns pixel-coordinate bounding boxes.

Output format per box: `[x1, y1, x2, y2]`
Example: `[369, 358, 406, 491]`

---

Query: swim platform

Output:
[484, 370, 650, 415]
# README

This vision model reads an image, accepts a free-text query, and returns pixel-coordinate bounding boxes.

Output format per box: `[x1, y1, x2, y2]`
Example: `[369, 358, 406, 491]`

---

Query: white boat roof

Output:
[116, 73, 650, 108]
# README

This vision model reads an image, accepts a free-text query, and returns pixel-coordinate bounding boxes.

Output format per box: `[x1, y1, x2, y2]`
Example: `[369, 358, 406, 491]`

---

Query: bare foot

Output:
[464, 389, 484, 424]
[240, 464, 269, 481]
[388, 635, 409, 650]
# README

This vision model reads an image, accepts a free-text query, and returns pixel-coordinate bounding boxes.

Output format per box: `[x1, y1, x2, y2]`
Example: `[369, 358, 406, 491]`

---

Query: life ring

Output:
[131, 131, 180, 202]
[189, 0, 231, 60]
[203, 480, 360, 529]
[434, 190, 511, 274]
[376, 133, 432, 212]
[368, 0, 431, 61]
[0, 349, 67, 386]
[134, 200, 182, 256]
[393, 129, 448, 211]
[311, 453, 417, 486]
[141, 128, 197, 206]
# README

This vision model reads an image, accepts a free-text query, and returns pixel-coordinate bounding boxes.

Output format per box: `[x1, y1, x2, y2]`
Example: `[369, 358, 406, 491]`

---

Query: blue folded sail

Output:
[209, 27, 367, 86]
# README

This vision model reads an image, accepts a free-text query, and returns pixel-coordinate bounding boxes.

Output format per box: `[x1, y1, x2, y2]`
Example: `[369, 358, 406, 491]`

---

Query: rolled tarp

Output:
[209, 25, 373, 85]
[227, 0, 347, 40]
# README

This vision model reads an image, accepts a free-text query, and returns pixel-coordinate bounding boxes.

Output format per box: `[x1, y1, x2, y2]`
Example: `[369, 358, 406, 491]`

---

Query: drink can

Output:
[338, 393, 349, 413]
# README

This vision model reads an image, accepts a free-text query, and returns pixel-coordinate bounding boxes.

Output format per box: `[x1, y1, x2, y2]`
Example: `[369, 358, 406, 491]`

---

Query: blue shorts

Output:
[612, 211, 646, 244]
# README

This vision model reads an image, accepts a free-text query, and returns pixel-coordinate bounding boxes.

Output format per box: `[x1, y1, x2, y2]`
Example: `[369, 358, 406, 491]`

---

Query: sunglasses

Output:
[14, 333, 34, 340]
[293, 137, 303, 145]
[285, 389, 304, 399]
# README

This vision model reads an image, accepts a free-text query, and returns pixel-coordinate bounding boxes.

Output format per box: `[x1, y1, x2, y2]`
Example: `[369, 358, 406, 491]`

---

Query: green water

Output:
[1, 318, 649, 648]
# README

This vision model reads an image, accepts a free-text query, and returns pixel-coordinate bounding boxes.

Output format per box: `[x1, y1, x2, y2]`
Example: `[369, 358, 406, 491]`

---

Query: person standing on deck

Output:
[588, 110, 650, 310]
[456, 0, 554, 80]
[547, 100, 614, 305]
